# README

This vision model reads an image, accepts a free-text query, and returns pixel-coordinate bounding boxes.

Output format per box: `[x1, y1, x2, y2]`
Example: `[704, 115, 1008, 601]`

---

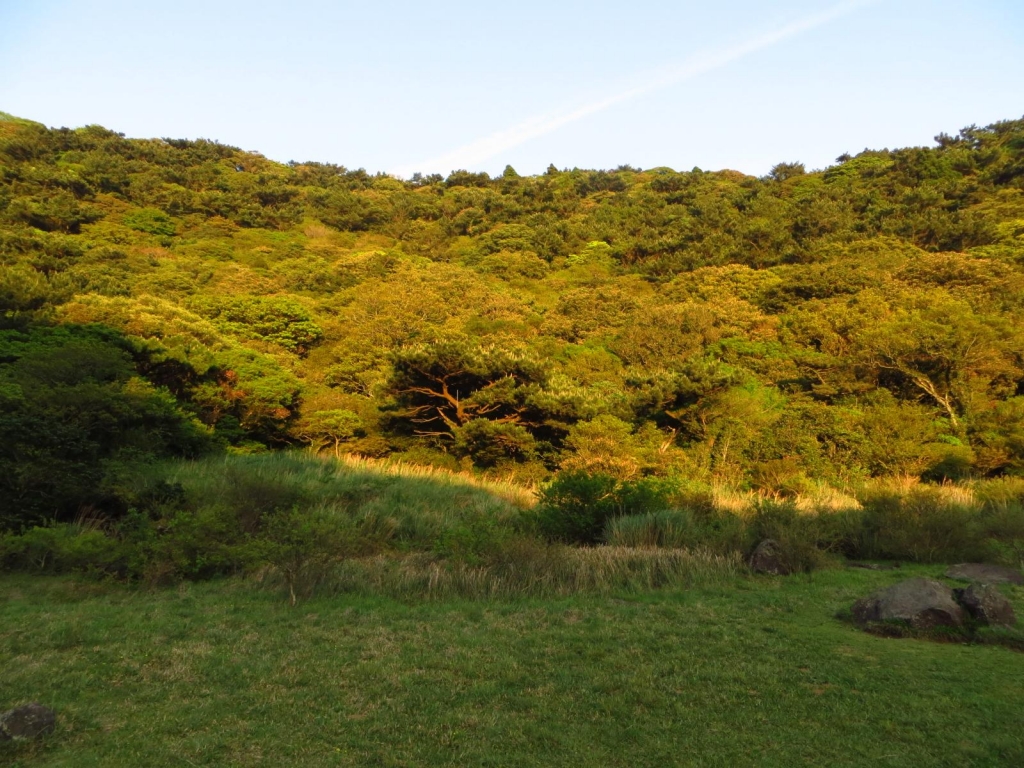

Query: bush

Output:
[433, 509, 513, 565]
[0, 523, 125, 574]
[535, 472, 672, 544]
[250, 505, 362, 605]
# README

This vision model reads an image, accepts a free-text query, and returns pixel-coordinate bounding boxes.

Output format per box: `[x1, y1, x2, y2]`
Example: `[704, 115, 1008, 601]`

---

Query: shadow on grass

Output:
[835, 607, 1024, 652]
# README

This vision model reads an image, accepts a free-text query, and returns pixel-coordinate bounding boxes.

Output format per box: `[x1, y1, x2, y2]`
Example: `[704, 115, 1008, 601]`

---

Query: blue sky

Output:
[1, 0, 1021, 177]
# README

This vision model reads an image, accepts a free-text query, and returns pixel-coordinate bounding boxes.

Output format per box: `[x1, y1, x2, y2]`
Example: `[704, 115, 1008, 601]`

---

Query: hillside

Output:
[2, 112, 1024, 526]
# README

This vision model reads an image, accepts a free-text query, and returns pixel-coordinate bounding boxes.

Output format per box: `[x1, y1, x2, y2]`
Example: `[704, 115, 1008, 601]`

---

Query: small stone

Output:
[851, 578, 964, 629]
[955, 583, 1016, 628]
[0, 703, 56, 741]
[945, 563, 1024, 585]
[749, 539, 789, 575]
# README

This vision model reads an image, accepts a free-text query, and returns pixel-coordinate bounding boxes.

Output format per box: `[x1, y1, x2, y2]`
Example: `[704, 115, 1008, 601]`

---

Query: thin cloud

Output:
[392, 0, 879, 177]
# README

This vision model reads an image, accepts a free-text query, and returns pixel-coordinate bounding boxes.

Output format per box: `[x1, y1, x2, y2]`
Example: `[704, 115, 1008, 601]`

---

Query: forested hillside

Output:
[3, 110, 1024, 526]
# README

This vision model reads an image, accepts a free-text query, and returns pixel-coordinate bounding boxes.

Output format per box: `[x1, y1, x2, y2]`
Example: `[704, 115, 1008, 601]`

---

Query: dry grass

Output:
[303, 222, 334, 239]
[710, 483, 862, 516]
[794, 483, 863, 514]
[858, 476, 983, 510]
[332, 452, 538, 508]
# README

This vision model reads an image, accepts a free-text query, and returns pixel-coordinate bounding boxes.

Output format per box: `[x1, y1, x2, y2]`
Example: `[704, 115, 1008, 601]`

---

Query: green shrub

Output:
[433, 509, 513, 565]
[249, 505, 364, 605]
[535, 472, 672, 544]
[0, 523, 126, 575]
[534, 471, 618, 544]
[123, 208, 176, 237]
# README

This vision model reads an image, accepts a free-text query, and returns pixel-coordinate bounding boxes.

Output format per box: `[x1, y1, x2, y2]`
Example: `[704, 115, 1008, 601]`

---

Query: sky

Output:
[0, 0, 1022, 178]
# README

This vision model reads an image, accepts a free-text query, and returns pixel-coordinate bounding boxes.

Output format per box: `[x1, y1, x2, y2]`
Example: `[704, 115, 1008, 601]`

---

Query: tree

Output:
[0, 326, 213, 529]
[769, 162, 805, 182]
[386, 340, 548, 441]
[192, 296, 324, 355]
[855, 291, 1021, 433]
[295, 409, 364, 457]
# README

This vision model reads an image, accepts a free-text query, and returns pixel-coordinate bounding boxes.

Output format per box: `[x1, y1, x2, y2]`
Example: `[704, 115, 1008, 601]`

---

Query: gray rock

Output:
[852, 577, 965, 629]
[945, 563, 1024, 585]
[955, 583, 1017, 627]
[749, 539, 789, 575]
[0, 703, 56, 741]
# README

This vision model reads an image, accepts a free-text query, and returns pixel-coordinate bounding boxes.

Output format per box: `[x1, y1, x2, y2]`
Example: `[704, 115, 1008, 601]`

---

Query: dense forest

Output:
[2, 109, 1024, 529]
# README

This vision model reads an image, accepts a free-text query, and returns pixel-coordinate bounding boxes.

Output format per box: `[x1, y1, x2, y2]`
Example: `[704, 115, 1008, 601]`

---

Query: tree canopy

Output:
[2, 110, 1024, 526]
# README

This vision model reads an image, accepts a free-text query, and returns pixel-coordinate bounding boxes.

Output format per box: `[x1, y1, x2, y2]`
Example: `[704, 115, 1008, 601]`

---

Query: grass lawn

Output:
[2, 567, 1023, 767]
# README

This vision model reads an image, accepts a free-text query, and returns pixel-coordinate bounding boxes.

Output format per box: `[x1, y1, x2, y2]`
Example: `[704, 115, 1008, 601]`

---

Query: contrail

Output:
[392, 0, 879, 177]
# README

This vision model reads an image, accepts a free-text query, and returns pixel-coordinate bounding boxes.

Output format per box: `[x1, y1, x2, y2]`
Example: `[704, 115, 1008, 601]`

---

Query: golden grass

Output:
[330, 452, 538, 508]
[303, 222, 334, 239]
[711, 484, 861, 516]
[793, 483, 863, 514]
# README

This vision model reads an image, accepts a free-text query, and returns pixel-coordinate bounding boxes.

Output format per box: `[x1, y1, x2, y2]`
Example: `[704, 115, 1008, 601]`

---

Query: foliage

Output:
[535, 471, 673, 544]
[3, 112, 1024, 528]
[3, 454, 1024, 597]
[0, 324, 214, 530]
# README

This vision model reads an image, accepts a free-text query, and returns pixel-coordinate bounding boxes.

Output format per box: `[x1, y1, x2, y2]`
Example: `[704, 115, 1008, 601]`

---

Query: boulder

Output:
[851, 578, 964, 629]
[955, 583, 1016, 627]
[749, 539, 789, 575]
[0, 703, 56, 741]
[945, 563, 1024, 585]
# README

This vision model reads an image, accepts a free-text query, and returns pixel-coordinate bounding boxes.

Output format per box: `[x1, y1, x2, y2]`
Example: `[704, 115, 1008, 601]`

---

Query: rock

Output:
[749, 539, 789, 575]
[0, 703, 56, 741]
[955, 583, 1016, 627]
[945, 563, 1024, 585]
[851, 578, 964, 629]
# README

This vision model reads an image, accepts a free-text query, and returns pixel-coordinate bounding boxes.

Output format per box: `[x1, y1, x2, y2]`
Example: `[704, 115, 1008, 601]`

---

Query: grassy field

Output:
[3, 568, 1023, 767]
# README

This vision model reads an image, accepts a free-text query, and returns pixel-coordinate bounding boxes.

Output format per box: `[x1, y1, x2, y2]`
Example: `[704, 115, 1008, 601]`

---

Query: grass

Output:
[2, 568, 1024, 767]
[151, 452, 532, 541]
[264, 546, 742, 601]
[6, 453, 1024, 598]
[330, 453, 538, 508]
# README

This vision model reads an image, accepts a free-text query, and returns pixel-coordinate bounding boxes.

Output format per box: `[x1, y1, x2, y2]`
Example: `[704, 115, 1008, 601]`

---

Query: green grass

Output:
[3, 568, 1023, 767]
[151, 452, 531, 546]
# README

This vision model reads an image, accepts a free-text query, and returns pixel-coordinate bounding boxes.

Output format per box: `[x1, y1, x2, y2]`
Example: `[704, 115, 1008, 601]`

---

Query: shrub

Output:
[250, 505, 361, 605]
[535, 472, 672, 544]
[433, 509, 513, 565]
[0, 523, 125, 574]
[535, 471, 619, 544]
[123, 208, 176, 237]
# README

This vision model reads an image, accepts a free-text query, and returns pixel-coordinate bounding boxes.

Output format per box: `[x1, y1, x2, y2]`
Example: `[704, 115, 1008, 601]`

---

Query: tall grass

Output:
[5, 451, 1024, 603]
[605, 484, 1024, 568]
[262, 545, 741, 600]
